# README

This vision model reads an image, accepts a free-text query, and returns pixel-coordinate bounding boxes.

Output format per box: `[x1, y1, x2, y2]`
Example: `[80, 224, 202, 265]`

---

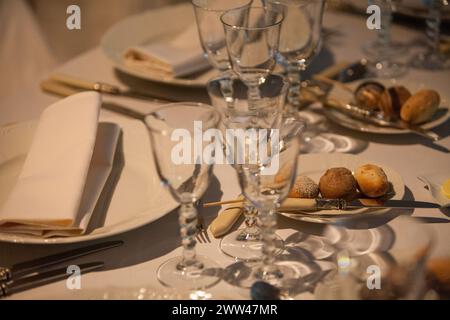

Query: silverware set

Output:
[0, 240, 123, 298]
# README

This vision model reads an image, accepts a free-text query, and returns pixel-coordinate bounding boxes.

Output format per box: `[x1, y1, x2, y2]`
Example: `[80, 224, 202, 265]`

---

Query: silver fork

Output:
[196, 211, 211, 244]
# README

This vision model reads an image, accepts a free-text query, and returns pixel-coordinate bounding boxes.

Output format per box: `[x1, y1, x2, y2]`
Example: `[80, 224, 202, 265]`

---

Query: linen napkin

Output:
[0, 92, 120, 237]
[122, 24, 210, 77]
[210, 196, 245, 238]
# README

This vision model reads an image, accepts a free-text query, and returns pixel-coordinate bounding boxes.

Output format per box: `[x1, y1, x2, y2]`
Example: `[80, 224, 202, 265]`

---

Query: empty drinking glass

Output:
[266, 0, 325, 111]
[192, 0, 253, 73]
[145, 103, 221, 290]
[221, 6, 284, 107]
[207, 73, 289, 261]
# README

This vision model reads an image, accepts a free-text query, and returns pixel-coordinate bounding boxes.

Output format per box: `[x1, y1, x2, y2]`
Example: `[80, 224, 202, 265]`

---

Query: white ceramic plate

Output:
[101, 3, 218, 88]
[323, 78, 450, 135]
[278, 153, 405, 224]
[0, 113, 178, 244]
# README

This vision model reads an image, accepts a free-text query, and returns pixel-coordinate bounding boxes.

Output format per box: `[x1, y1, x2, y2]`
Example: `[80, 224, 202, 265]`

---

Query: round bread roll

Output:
[379, 86, 412, 119]
[289, 175, 319, 199]
[319, 167, 357, 199]
[400, 89, 440, 124]
[355, 81, 385, 110]
[354, 164, 389, 198]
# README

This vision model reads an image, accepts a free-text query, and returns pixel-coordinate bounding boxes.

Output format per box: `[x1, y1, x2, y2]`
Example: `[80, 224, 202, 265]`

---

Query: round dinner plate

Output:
[0, 113, 178, 244]
[101, 3, 218, 88]
[278, 153, 405, 224]
[323, 78, 450, 135]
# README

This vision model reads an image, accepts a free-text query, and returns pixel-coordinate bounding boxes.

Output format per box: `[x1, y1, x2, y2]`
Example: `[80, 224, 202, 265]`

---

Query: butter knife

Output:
[280, 198, 441, 212]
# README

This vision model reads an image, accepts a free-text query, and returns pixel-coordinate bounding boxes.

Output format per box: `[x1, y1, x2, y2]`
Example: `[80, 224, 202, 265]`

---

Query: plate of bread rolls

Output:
[324, 78, 449, 135]
[278, 153, 405, 223]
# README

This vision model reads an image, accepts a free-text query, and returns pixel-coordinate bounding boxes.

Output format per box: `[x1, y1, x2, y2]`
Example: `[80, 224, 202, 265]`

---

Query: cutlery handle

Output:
[279, 198, 318, 211]
[40, 79, 81, 97]
[49, 73, 120, 94]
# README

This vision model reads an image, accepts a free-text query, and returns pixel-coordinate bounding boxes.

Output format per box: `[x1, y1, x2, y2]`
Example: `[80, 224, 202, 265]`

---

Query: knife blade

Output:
[279, 198, 441, 212]
[0, 262, 104, 297]
[345, 199, 441, 210]
[0, 240, 122, 282]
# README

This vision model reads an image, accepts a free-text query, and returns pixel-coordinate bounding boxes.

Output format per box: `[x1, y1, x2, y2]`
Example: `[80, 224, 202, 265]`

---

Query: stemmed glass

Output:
[145, 103, 221, 290]
[266, 0, 325, 111]
[412, 0, 450, 70]
[192, 0, 253, 73]
[363, 0, 407, 78]
[207, 73, 288, 261]
[228, 114, 305, 288]
[221, 6, 284, 108]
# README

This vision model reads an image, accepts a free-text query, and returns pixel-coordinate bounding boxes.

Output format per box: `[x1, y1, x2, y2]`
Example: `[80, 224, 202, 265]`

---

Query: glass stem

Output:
[426, 0, 442, 55]
[378, 0, 393, 59]
[286, 63, 303, 112]
[178, 202, 199, 269]
[248, 84, 261, 110]
[259, 206, 281, 278]
[241, 200, 260, 240]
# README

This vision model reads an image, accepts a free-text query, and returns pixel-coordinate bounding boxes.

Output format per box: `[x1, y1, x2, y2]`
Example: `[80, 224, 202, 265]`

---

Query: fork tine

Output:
[196, 218, 205, 244]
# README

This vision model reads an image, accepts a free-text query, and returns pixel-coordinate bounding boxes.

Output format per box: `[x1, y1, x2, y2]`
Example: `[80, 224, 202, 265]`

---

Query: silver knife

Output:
[0, 262, 104, 298]
[280, 198, 441, 212]
[0, 240, 122, 282]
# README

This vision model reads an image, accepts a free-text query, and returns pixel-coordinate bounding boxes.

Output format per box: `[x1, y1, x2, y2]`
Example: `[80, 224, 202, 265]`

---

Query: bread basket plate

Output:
[278, 153, 405, 224]
[323, 78, 450, 135]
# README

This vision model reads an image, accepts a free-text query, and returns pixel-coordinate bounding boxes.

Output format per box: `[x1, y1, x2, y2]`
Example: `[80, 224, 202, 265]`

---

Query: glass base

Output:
[362, 40, 406, 59]
[220, 229, 284, 262]
[157, 255, 221, 290]
[368, 59, 408, 79]
[412, 51, 450, 70]
[223, 259, 312, 290]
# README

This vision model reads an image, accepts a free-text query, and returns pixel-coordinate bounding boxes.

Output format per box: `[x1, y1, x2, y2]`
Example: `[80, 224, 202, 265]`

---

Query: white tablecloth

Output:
[0, 8, 449, 300]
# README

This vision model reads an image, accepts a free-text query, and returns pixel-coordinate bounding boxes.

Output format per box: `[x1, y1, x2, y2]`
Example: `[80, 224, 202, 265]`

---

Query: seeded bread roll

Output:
[319, 167, 357, 200]
[288, 175, 319, 199]
[354, 164, 389, 198]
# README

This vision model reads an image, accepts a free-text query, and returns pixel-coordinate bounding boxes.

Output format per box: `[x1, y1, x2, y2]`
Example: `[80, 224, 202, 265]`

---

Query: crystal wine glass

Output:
[207, 73, 288, 261]
[363, 0, 408, 78]
[228, 115, 305, 288]
[192, 0, 253, 73]
[221, 6, 284, 108]
[266, 0, 325, 111]
[145, 103, 221, 290]
[412, 0, 450, 70]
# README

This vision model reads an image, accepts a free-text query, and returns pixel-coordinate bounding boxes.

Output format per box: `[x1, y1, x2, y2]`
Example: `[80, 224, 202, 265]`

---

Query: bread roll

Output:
[400, 89, 440, 124]
[288, 175, 319, 198]
[319, 167, 357, 200]
[354, 164, 389, 198]
[355, 81, 385, 110]
[379, 86, 411, 119]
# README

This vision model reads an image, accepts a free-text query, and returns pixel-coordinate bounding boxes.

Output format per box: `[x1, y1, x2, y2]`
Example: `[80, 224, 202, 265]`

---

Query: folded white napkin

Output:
[123, 24, 210, 77]
[0, 92, 120, 237]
